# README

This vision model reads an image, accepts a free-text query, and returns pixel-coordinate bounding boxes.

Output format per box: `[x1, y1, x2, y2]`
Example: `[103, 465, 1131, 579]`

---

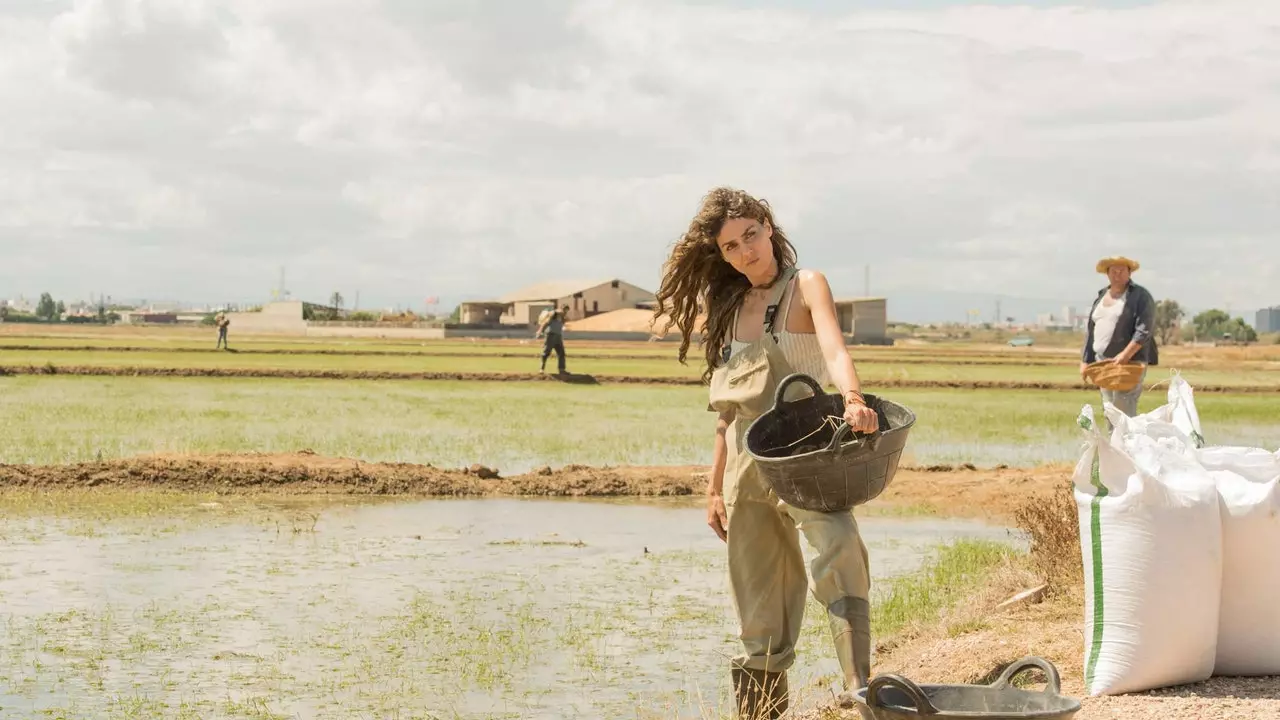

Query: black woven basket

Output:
[745, 373, 916, 513]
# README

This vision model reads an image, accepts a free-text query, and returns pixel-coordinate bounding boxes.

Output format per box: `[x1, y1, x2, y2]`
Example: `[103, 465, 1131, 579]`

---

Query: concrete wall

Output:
[223, 301, 308, 334]
[837, 299, 888, 342]
[305, 325, 447, 339]
[460, 303, 506, 325]
[504, 301, 554, 326]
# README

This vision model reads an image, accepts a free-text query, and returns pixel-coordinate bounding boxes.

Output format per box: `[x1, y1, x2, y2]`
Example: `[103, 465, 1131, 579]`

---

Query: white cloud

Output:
[1, 0, 1278, 317]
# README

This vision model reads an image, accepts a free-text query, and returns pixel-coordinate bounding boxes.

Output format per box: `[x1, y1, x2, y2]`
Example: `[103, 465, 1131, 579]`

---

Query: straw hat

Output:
[1096, 256, 1139, 274]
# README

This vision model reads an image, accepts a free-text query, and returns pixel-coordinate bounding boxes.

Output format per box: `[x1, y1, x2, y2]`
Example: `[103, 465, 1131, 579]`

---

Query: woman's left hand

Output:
[844, 400, 878, 434]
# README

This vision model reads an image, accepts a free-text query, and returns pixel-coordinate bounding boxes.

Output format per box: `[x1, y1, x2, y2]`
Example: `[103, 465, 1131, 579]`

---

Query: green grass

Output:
[0, 334, 1086, 362]
[3, 347, 1277, 388]
[0, 335, 675, 357]
[0, 348, 702, 377]
[871, 539, 1020, 638]
[1, 376, 1276, 471]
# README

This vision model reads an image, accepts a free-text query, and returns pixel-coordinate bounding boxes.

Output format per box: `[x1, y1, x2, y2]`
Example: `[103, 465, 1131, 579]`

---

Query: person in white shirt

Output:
[1080, 255, 1159, 417]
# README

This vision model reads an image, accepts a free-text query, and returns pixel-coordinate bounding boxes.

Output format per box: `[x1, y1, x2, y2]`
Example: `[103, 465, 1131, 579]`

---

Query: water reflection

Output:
[0, 497, 1020, 719]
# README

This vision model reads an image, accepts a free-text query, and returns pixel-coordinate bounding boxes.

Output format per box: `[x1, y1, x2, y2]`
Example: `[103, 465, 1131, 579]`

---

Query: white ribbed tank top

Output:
[729, 274, 830, 387]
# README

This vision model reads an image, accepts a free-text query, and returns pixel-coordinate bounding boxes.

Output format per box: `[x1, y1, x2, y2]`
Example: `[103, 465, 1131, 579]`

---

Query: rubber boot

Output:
[731, 666, 788, 719]
[828, 595, 872, 704]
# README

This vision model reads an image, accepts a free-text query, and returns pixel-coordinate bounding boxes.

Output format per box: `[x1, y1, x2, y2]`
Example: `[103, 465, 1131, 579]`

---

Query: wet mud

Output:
[0, 362, 1272, 393]
[0, 452, 1067, 520]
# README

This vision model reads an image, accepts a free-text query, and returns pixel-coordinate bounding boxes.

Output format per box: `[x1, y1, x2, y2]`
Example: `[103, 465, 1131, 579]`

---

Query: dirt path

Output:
[2, 363, 1273, 392]
[0, 452, 1068, 519]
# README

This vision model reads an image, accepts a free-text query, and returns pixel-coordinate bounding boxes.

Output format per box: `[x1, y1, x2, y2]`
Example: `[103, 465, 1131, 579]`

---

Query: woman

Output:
[1080, 255, 1159, 419]
[653, 187, 880, 719]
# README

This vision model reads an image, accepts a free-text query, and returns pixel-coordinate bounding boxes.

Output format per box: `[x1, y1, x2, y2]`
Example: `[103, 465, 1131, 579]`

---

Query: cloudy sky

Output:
[1, 0, 1276, 321]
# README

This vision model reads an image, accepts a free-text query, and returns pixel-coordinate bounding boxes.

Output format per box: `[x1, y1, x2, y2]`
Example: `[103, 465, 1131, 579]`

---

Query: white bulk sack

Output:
[1167, 374, 1205, 448]
[1116, 374, 1204, 449]
[1198, 444, 1280, 676]
[1113, 378, 1280, 676]
[1074, 404, 1222, 696]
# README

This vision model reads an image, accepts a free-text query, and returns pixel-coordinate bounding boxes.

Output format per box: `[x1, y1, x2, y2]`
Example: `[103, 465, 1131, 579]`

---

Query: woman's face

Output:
[716, 217, 774, 279]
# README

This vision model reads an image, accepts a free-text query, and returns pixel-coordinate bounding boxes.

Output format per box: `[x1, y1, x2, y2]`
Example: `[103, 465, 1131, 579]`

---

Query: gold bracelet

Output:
[844, 390, 866, 407]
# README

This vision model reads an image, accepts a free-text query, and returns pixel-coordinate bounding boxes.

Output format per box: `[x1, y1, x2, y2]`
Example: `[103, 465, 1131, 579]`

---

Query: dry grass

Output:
[867, 486, 1090, 691]
[1012, 482, 1083, 592]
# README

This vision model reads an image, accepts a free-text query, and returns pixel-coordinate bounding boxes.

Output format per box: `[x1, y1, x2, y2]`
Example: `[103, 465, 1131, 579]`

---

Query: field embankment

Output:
[0, 452, 1065, 520]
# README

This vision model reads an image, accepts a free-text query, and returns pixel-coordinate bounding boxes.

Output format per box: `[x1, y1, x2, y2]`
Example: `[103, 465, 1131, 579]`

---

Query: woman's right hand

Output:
[707, 492, 728, 542]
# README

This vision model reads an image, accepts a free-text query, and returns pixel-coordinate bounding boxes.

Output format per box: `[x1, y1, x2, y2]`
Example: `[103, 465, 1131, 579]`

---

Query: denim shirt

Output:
[1082, 281, 1159, 365]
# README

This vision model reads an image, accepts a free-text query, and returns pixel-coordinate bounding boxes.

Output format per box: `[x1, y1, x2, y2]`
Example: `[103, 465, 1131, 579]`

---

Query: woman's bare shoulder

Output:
[793, 268, 834, 303]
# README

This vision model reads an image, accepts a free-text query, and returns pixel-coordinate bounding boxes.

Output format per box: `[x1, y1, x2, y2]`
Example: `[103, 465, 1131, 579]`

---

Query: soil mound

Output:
[0, 452, 710, 498]
[0, 452, 1068, 518]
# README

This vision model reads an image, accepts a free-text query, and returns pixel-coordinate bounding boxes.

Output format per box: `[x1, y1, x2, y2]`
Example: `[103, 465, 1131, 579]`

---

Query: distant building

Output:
[1257, 306, 1280, 333]
[1036, 307, 1082, 330]
[833, 298, 889, 344]
[459, 279, 656, 328]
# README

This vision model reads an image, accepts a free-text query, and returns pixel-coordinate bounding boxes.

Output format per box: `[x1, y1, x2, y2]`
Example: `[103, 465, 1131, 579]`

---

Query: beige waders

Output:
[707, 267, 873, 719]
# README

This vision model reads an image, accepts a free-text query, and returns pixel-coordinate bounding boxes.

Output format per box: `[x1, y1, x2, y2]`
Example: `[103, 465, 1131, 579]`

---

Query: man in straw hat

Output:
[1080, 255, 1159, 418]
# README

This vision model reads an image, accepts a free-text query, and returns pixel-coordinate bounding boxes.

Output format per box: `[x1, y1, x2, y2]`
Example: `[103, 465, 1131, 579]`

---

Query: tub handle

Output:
[865, 674, 939, 714]
[990, 656, 1062, 695]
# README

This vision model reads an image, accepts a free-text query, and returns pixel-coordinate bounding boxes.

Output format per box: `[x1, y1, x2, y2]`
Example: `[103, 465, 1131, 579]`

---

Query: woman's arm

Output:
[796, 269, 864, 403]
[795, 270, 879, 432]
[707, 409, 733, 541]
[709, 410, 732, 496]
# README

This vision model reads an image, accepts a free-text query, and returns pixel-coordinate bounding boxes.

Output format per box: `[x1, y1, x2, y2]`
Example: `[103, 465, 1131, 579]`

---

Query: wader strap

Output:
[763, 266, 798, 340]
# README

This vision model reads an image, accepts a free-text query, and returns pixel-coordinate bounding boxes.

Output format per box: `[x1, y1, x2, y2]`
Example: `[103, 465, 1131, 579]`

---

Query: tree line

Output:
[0, 292, 120, 324]
[1152, 300, 1259, 344]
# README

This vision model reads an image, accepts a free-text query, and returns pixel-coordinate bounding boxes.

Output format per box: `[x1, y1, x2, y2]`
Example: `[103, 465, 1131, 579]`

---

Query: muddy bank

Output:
[0, 452, 1067, 519]
[2, 363, 1272, 393]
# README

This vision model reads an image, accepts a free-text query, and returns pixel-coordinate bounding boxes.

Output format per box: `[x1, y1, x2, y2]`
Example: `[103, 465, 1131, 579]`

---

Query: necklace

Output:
[751, 267, 781, 291]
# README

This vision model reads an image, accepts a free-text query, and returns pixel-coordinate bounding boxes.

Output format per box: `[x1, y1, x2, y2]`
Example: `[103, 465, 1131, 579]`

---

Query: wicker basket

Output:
[1083, 361, 1145, 392]
[745, 373, 916, 513]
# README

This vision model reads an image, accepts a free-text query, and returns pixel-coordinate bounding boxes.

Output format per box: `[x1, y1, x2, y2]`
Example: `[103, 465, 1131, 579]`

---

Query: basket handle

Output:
[771, 372, 824, 410]
[827, 421, 880, 454]
[865, 674, 939, 714]
[827, 392, 882, 453]
[989, 656, 1062, 695]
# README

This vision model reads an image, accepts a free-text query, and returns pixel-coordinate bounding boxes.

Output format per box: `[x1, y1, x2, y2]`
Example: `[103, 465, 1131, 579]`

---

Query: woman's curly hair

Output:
[652, 187, 797, 383]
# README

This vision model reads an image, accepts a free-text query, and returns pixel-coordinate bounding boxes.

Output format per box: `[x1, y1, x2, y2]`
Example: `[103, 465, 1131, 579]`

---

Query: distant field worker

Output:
[653, 187, 880, 718]
[535, 304, 568, 374]
[215, 312, 230, 350]
[1080, 255, 1159, 417]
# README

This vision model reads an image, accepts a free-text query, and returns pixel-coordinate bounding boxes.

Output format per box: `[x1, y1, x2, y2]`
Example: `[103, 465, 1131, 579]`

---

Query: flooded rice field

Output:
[0, 496, 1018, 719]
